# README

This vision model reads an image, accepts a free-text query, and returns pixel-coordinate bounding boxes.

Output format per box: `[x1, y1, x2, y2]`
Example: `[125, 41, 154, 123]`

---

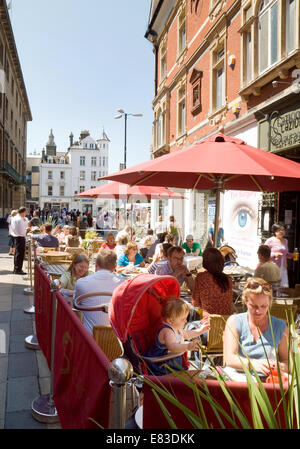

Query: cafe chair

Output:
[65, 247, 87, 260]
[270, 303, 297, 323]
[93, 325, 123, 361]
[200, 314, 230, 365]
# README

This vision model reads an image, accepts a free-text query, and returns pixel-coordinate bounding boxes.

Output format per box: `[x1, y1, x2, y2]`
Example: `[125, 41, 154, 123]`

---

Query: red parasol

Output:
[100, 133, 300, 245]
[75, 181, 184, 200]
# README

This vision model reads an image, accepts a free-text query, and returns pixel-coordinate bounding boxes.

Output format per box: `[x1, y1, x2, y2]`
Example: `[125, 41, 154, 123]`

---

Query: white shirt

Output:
[10, 214, 28, 237]
[73, 269, 124, 335]
[155, 220, 167, 235]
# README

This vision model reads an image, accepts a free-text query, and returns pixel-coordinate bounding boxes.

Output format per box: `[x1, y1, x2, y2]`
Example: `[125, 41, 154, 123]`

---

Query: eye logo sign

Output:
[0, 329, 6, 354]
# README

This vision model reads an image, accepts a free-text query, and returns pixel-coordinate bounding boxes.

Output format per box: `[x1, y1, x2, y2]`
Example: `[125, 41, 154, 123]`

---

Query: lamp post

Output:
[114, 109, 143, 169]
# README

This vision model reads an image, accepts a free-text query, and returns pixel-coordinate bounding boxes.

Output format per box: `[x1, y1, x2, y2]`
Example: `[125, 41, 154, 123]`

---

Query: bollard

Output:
[24, 239, 35, 316]
[108, 358, 133, 429]
[31, 284, 59, 423]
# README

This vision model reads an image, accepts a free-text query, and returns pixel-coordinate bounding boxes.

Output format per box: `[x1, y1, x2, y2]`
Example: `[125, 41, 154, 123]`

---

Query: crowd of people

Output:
[6, 207, 297, 380]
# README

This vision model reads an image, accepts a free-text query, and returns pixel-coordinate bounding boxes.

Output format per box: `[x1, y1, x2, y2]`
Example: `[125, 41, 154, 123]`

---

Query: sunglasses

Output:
[246, 280, 271, 293]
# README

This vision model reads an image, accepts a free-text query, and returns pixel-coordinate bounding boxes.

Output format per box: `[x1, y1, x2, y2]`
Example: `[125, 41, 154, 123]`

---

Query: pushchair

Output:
[109, 273, 188, 375]
[219, 244, 237, 265]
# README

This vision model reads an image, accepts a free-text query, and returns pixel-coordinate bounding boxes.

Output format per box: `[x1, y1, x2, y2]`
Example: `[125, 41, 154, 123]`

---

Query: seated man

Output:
[155, 246, 195, 291]
[182, 234, 202, 256]
[254, 244, 281, 284]
[148, 243, 173, 274]
[73, 249, 124, 335]
[32, 223, 59, 250]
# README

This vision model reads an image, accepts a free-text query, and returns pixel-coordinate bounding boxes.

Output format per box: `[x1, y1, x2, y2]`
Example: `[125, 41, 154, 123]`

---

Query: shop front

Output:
[258, 100, 300, 287]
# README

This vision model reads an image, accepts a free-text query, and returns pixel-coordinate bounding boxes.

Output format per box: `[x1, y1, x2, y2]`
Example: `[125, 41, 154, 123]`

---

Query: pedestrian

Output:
[168, 215, 183, 246]
[7, 209, 18, 255]
[10, 206, 29, 275]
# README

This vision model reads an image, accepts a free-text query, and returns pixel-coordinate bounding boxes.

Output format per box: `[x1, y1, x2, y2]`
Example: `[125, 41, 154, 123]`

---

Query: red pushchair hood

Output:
[109, 274, 180, 344]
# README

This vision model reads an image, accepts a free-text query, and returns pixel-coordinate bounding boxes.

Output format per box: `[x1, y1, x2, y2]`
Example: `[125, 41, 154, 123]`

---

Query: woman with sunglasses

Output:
[223, 278, 289, 376]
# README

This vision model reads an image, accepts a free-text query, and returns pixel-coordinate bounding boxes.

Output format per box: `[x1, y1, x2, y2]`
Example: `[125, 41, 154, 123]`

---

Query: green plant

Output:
[140, 312, 300, 429]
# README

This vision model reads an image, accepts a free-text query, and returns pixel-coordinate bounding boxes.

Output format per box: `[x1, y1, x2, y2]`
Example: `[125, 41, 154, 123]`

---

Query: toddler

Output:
[143, 297, 210, 376]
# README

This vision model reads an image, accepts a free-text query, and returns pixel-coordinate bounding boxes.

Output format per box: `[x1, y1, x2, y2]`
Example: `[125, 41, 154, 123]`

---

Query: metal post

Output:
[24, 238, 34, 297]
[108, 358, 133, 429]
[124, 113, 127, 169]
[31, 285, 59, 423]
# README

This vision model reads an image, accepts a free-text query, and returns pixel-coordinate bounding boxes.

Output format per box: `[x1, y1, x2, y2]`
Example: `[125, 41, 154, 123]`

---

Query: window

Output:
[80, 170, 85, 181]
[155, 108, 165, 149]
[91, 186, 96, 189]
[80, 156, 85, 166]
[102, 156, 105, 166]
[60, 171, 65, 179]
[286, 0, 295, 54]
[177, 86, 186, 136]
[258, 0, 278, 74]
[79, 186, 85, 193]
[189, 68, 203, 115]
[59, 185, 64, 196]
[48, 185, 53, 196]
[212, 46, 225, 110]
[89, 143, 94, 149]
[160, 43, 167, 82]
[48, 171, 53, 180]
[178, 11, 186, 56]
[91, 156, 97, 167]
[245, 31, 252, 83]
[91, 171, 96, 181]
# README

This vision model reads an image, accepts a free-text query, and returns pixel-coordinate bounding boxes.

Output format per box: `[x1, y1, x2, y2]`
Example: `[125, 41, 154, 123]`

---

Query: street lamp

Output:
[114, 109, 143, 169]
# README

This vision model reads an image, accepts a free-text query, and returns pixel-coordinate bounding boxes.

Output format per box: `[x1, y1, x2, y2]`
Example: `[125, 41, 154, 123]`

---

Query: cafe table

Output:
[183, 255, 202, 271]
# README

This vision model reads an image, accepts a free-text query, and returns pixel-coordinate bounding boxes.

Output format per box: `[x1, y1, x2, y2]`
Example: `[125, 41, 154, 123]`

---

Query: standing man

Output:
[10, 207, 29, 275]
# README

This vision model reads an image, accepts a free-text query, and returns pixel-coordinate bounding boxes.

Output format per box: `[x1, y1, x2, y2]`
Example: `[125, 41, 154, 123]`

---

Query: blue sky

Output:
[9, 0, 154, 173]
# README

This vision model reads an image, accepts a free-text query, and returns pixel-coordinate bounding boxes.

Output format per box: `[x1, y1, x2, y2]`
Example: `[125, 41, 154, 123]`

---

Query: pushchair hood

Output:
[109, 274, 180, 344]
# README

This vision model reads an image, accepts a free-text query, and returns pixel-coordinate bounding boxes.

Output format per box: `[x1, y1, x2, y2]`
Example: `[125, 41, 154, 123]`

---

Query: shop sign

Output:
[270, 108, 300, 151]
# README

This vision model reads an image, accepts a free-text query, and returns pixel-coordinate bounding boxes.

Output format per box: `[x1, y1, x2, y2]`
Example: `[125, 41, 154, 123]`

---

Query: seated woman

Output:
[223, 277, 289, 375]
[59, 254, 90, 301]
[115, 235, 129, 259]
[54, 224, 65, 245]
[192, 247, 233, 317]
[116, 241, 145, 272]
[65, 226, 82, 247]
[143, 298, 210, 376]
[101, 232, 116, 251]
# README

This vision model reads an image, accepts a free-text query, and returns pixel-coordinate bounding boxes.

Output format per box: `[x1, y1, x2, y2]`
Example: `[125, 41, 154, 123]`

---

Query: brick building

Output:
[145, 0, 300, 280]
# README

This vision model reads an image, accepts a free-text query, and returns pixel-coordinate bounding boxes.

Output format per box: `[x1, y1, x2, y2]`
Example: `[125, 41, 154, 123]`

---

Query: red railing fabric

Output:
[53, 290, 111, 429]
[143, 375, 289, 429]
[34, 264, 53, 368]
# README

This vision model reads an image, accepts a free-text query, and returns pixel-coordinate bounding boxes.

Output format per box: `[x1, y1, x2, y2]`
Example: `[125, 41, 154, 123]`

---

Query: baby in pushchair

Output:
[143, 297, 210, 376]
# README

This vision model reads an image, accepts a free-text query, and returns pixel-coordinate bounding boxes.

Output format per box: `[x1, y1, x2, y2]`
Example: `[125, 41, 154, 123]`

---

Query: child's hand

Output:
[199, 316, 210, 334]
[188, 339, 201, 351]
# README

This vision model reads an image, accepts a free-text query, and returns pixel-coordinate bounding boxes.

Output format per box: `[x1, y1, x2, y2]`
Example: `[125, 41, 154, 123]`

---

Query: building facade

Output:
[0, 0, 32, 222]
[37, 128, 110, 215]
[146, 0, 300, 280]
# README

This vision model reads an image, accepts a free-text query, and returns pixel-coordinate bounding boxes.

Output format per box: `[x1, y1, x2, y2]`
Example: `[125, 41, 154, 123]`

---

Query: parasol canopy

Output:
[75, 181, 184, 200]
[99, 133, 300, 246]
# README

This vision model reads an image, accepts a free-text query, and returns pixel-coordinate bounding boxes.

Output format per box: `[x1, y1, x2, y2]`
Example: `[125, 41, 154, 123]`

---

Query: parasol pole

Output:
[213, 177, 223, 248]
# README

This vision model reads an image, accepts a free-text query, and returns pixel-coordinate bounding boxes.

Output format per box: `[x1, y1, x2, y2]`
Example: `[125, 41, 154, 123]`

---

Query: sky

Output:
[9, 0, 154, 173]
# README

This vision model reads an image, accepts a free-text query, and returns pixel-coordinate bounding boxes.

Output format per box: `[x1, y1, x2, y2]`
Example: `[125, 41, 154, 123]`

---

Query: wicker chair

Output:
[201, 314, 230, 364]
[93, 325, 124, 361]
[64, 247, 87, 260]
[270, 303, 297, 323]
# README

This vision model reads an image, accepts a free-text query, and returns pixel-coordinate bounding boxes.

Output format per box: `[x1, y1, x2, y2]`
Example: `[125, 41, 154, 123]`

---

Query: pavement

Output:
[0, 227, 61, 429]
